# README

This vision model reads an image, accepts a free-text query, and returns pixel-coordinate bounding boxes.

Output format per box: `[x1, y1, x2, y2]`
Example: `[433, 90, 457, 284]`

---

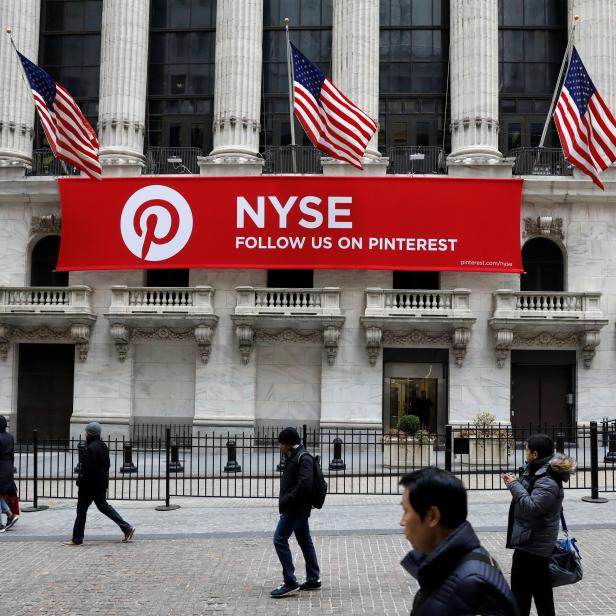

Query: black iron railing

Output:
[144, 147, 202, 175]
[11, 422, 616, 507]
[387, 146, 447, 175]
[27, 148, 80, 177]
[510, 147, 573, 176]
[262, 145, 322, 174]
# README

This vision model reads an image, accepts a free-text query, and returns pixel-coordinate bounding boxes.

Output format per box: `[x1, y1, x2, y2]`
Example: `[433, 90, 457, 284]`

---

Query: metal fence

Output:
[262, 145, 322, 174]
[27, 148, 80, 177]
[144, 147, 202, 174]
[386, 146, 447, 175]
[12, 421, 616, 508]
[510, 147, 573, 176]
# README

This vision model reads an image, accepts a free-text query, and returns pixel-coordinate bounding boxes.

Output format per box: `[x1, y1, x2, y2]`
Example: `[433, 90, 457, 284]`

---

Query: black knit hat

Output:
[278, 427, 301, 445]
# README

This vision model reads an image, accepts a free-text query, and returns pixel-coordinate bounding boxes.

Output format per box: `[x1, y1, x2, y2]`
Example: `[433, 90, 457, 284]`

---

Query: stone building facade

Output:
[0, 0, 615, 440]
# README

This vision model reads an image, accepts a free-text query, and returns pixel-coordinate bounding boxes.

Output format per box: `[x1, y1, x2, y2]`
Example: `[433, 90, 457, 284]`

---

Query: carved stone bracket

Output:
[236, 324, 255, 365]
[31, 214, 61, 235]
[523, 216, 564, 241]
[194, 324, 214, 363]
[452, 328, 471, 367]
[109, 323, 130, 361]
[0, 323, 92, 361]
[323, 326, 341, 366]
[580, 330, 601, 369]
[365, 326, 383, 366]
[494, 329, 514, 368]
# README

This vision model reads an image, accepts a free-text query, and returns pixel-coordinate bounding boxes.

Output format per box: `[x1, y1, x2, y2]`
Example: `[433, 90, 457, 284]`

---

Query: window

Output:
[145, 269, 190, 287]
[37, 0, 103, 147]
[499, 0, 567, 152]
[261, 0, 332, 149]
[267, 269, 314, 288]
[521, 237, 564, 291]
[393, 271, 439, 290]
[30, 236, 68, 287]
[379, 0, 449, 151]
[147, 0, 216, 153]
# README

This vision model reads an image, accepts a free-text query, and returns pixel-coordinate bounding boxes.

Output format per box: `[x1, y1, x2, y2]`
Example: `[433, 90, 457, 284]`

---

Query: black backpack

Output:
[299, 452, 328, 509]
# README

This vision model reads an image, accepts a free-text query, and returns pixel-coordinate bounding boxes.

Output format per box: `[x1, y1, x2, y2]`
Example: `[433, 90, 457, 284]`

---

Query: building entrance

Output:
[17, 344, 75, 441]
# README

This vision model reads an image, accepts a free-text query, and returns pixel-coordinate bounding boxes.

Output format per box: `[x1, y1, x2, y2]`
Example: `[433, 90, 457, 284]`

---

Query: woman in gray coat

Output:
[502, 433, 576, 616]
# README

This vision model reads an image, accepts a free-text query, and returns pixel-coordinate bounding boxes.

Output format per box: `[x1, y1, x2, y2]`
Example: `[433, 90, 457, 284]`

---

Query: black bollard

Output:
[329, 437, 346, 471]
[605, 432, 616, 463]
[21, 429, 49, 512]
[555, 432, 565, 454]
[169, 441, 184, 473]
[582, 421, 608, 503]
[74, 441, 86, 473]
[120, 442, 138, 473]
[224, 439, 241, 473]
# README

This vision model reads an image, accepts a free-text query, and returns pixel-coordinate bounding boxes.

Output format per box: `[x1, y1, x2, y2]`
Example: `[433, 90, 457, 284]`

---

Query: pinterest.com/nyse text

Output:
[459, 259, 513, 268]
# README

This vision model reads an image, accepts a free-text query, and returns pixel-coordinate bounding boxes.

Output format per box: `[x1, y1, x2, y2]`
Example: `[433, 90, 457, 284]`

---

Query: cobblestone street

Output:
[2, 494, 616, 615]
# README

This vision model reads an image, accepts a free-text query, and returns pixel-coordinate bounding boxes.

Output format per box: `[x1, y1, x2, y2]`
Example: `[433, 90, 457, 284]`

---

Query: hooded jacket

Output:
[278, 444, 313, 515]
[506, 453, 576, 557]
[401, 520, 519, 616]
[0, 430, 16, 495]
[77, 435, 111, 494]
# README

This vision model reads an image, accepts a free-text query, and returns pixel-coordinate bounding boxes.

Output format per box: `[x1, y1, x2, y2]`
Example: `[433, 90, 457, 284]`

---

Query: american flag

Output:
[553, 47, 616, 190]
[17, 51, 102, 180]
[291, 43, 377, 170]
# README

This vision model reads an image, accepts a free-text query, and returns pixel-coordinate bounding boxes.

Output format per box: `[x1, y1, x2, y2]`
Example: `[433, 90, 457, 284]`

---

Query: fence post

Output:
[329, 437, 346, 471]
[445, 425, 453, 472]
[120, 442, 138, 473]
[555, 432, 565, 454]
[21, 429, 48, 512]
[302, 424, 308, 447]
[223, 440, 241, 473]
[605, 431, 616, 463]
[73, 440, 86, 473]
[155, 428, 180, 511]
[169, 441, 185, 473]
[582, 421, 608, 504]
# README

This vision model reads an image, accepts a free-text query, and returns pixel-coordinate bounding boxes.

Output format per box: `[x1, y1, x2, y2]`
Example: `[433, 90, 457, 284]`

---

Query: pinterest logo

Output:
[120, 185, 193, 261]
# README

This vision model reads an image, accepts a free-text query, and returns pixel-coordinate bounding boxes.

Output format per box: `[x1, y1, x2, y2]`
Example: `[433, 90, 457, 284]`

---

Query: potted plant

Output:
[460, 411, 511, 466]
[383, 415, 435, 468]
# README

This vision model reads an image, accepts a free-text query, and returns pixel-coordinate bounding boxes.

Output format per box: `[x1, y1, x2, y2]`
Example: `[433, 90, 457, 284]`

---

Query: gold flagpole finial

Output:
[573, 15, 581, 21]
[5, 27, 12, 34]
[284, 17, 289, 26]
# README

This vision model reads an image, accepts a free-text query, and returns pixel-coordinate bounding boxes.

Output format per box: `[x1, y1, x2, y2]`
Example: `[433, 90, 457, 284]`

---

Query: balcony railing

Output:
[144, 147, 202, 174]
[492, 290, 603, 320]
[0, 286, 93, 314]
[386, 146, 446, 175]
[510, 147, 573, 177]
[262, 145, 322, 174]
[27, 149, 80, 177]
[235, 287, 341, 316]
[108, 286, 215, 315]
[364, 288, 472, 318]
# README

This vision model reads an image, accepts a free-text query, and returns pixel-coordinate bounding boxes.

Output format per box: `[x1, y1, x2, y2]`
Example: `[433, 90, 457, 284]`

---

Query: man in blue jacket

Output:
[271, 427, 321, 598]
[400, 467, 518, 616]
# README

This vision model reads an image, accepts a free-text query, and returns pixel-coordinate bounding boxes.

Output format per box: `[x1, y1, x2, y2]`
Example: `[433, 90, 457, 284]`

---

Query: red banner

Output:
[57, 176, 523, 273]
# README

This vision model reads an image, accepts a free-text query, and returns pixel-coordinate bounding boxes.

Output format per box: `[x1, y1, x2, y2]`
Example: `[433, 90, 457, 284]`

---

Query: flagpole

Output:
[538, 15, 581, 148]
[284, 17, 298, 173]
[5, 27, 71, 176]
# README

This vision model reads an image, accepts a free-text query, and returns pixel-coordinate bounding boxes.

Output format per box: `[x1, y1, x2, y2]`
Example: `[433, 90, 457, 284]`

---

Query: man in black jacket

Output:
[400, 468, 518, 616]
[271, 427, 321, 598]
[0, 415, 19, 531]
[63, 422, 134, 546]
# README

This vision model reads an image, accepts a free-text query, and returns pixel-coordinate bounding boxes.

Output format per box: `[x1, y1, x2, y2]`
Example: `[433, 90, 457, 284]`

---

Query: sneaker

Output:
[299, 580, 322, 591]
[270, 583, 300, 598]
[122, 527, 135, 542]
[4, 515, 18, 530]
[62, 539, 82, 546]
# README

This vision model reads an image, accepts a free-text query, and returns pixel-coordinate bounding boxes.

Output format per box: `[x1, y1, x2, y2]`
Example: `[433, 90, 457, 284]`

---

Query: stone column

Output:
[0, 1, 40, 179]
[324, 0, 386, 175]
[200, 0, 263, 176]
[569, 1, 616, 113]
[97, 0, 149, 176]
[448, 0, 506, 173]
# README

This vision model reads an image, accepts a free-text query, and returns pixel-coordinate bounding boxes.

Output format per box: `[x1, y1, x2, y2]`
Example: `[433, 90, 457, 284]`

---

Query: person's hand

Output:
[501, 473, 516, 487]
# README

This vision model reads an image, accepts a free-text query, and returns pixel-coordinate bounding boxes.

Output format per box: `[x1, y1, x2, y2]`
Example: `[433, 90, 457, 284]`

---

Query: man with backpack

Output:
[271, 427, 322, 598]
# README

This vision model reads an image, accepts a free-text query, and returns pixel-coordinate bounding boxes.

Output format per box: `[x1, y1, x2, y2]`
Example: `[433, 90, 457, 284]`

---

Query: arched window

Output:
[30, 236, 68, 287]
[521, 237, 564, 291]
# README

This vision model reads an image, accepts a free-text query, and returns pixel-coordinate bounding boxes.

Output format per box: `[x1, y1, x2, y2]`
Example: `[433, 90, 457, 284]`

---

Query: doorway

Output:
[17, 344, 75, 441]
[511, 350, 575, 437]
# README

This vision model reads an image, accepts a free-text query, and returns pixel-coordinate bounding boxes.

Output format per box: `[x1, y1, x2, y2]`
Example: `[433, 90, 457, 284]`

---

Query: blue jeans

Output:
[273, 511, 320, 586]
[72, 490, 132, 544]
[0, 497, 10, 514]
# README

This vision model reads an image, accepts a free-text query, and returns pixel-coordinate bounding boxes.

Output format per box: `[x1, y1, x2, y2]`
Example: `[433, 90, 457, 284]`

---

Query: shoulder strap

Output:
[457, 550, 502, 573]
[560, 509, 568, 535]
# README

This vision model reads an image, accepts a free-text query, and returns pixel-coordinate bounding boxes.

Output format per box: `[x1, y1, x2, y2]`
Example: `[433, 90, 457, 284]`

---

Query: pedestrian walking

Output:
[502, 433, 576, 616]
[0, 415, 19, 533]
[63, 422, 135, 546]
[400, 467, 518, 616]
[271, 427, 321, 598]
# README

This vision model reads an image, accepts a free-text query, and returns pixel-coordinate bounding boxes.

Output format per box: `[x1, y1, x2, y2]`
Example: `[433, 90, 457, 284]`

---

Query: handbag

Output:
[549, 510, 582, 587]
[2, 493, 20, 516]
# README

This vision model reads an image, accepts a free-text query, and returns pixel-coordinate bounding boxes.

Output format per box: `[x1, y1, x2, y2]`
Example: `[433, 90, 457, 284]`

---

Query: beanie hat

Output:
[278, 427, 301, 446]
[85, 421, 102, 437]
[0, 415, 6, 431]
